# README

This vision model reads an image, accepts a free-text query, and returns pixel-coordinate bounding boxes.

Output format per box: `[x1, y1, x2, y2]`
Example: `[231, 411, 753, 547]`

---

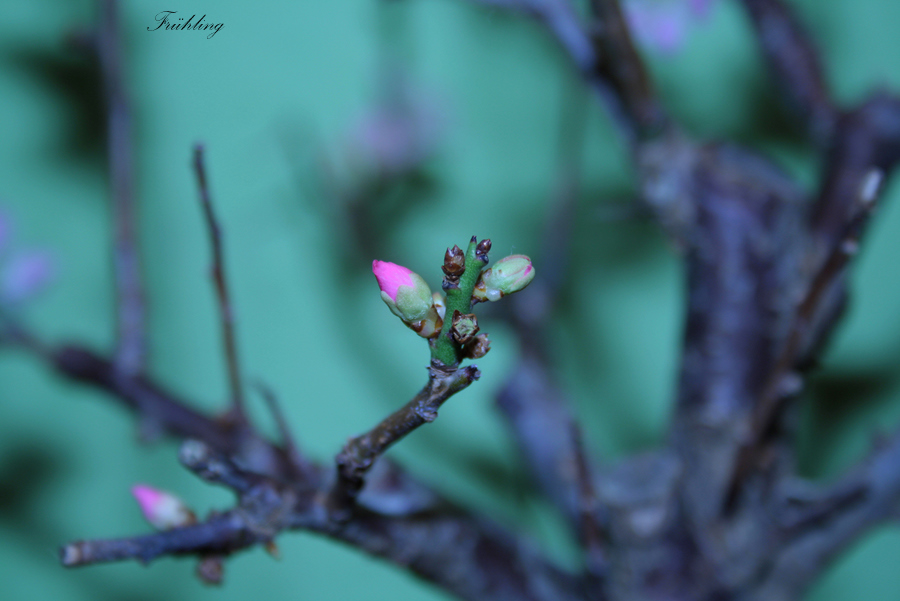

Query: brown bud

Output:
[265, 541, 281, 559]
[475, 238, 491, 263]
[442, 245, 466, 282]
[450, 310, 479, 345]
[196, 556, 225, 586]
[464, 333, 491, 359]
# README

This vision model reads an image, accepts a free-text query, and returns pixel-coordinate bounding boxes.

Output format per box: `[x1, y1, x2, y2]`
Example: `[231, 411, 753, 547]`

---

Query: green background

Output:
[1, 0, 900, 599]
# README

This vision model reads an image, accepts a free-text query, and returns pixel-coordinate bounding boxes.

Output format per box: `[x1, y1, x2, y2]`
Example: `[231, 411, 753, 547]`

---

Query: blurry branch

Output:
[811, 94, 900, 246]
[455, 0, 662, 142]
[751, 430, 900, 600]
[96, 0, 146, 376]
[252, 380, 317, 480]
[739, 0, 837, 143]
[193, 145, 247, 422]
[740, 170, 883, 460]
[458, 0, 900, 596]
[494, 88, 603, 537]
[586, 0, 666, 139]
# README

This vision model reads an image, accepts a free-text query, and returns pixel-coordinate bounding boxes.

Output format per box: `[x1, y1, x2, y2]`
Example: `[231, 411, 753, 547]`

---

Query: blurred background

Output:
[1, 0, 900, 599]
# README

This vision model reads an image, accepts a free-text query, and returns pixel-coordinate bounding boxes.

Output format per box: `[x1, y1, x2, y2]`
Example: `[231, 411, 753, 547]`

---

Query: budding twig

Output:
[193, 145, 247, 422]
[431, 236, 489, 366]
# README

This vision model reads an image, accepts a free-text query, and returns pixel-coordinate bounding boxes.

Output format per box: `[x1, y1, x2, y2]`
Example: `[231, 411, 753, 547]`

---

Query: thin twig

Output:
[571, 425, 607, 579]
[97, 0, 146, 375]
[192, 145, 247, 421]
[252, 379, 317, 479]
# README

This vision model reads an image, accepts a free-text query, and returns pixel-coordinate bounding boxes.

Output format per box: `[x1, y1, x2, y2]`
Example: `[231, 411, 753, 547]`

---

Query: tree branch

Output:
[96, 0, 147, 375]
[329, 362, 480, 516]
[750, 430, 900, 601]
[738, 0, 837, 143]
[454, 0, 661, 142]
[193, 144, 247, 421]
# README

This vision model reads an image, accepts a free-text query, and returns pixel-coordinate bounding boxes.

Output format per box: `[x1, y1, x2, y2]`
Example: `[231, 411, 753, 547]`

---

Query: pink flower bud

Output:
[131, 484, 195, 531]
[372, 260, 442, 337]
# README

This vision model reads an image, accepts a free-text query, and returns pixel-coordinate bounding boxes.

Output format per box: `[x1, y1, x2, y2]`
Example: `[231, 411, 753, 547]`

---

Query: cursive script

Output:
[148, 11, 223, 39]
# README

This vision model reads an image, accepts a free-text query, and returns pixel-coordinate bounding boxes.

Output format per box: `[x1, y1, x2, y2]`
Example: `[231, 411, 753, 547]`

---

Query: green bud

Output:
[472, 254, 535, 302]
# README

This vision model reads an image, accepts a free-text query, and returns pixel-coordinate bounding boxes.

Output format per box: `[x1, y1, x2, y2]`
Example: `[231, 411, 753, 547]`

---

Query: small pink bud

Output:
[372, 260, 419, 304]
[131, 484, 196, 530]
[372, 260, 442, 338]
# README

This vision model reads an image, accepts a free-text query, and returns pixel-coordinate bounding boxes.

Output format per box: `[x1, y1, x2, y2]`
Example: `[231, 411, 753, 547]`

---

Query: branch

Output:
[738, 0, 837, 143]
[811, 94, 900, 245]
[454, 0, 660, 142]
[52, 344, 239, 453]
[96, 0, 146, 375]
[328, 363, 480, 516]
[60, 430, 589, 601]
[63, 440, 297, 568]
[494, 87, 600, 534]
[586, 0, 665, 139]
[193, 145, 247, 421]
[61, 513, 255, 567]
[751, 430, 900, 600]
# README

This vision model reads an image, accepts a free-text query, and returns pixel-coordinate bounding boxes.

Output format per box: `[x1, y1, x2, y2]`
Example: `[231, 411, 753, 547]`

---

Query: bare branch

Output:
[52, 344, 239, 453]
[586, 0, 665, 139]
[455, 0, 661, 142]
[252, 379, 317, 479]
[61, 513, 256, 567]
[96, 0, 146, 375]
[751, 169, 883, 435]
[328, 363, 480, 516]
[751, 431, 900, 601]
[192, 144, 247, 421]
[812, 94, 900, 245]
[52, 384, 587, 601]
[738, 0, 837, 142]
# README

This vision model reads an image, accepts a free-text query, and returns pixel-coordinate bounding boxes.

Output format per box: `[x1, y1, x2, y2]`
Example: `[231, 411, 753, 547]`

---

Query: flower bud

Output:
[450, 310, 479, 345]
[131, 484, 196, 530]
[472, 254, 534, 302]
[442, 245, 465, 281]
[373, 260, 442, 338]
[463, 333, 491, 359]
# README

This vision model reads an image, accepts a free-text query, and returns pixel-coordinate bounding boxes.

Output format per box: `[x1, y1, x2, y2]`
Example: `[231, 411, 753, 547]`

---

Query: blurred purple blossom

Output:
[624, 0, 716, 56]
[1, 250, 56, 305]
[0, 209, 57, 306]
[341, 74, 446, 178]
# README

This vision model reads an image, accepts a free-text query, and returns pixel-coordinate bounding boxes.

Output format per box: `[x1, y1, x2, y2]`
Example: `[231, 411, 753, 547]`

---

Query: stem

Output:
[328, 364, 481, 517]
[193, 145, 247, 421]
[430, 237, 488, 366]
